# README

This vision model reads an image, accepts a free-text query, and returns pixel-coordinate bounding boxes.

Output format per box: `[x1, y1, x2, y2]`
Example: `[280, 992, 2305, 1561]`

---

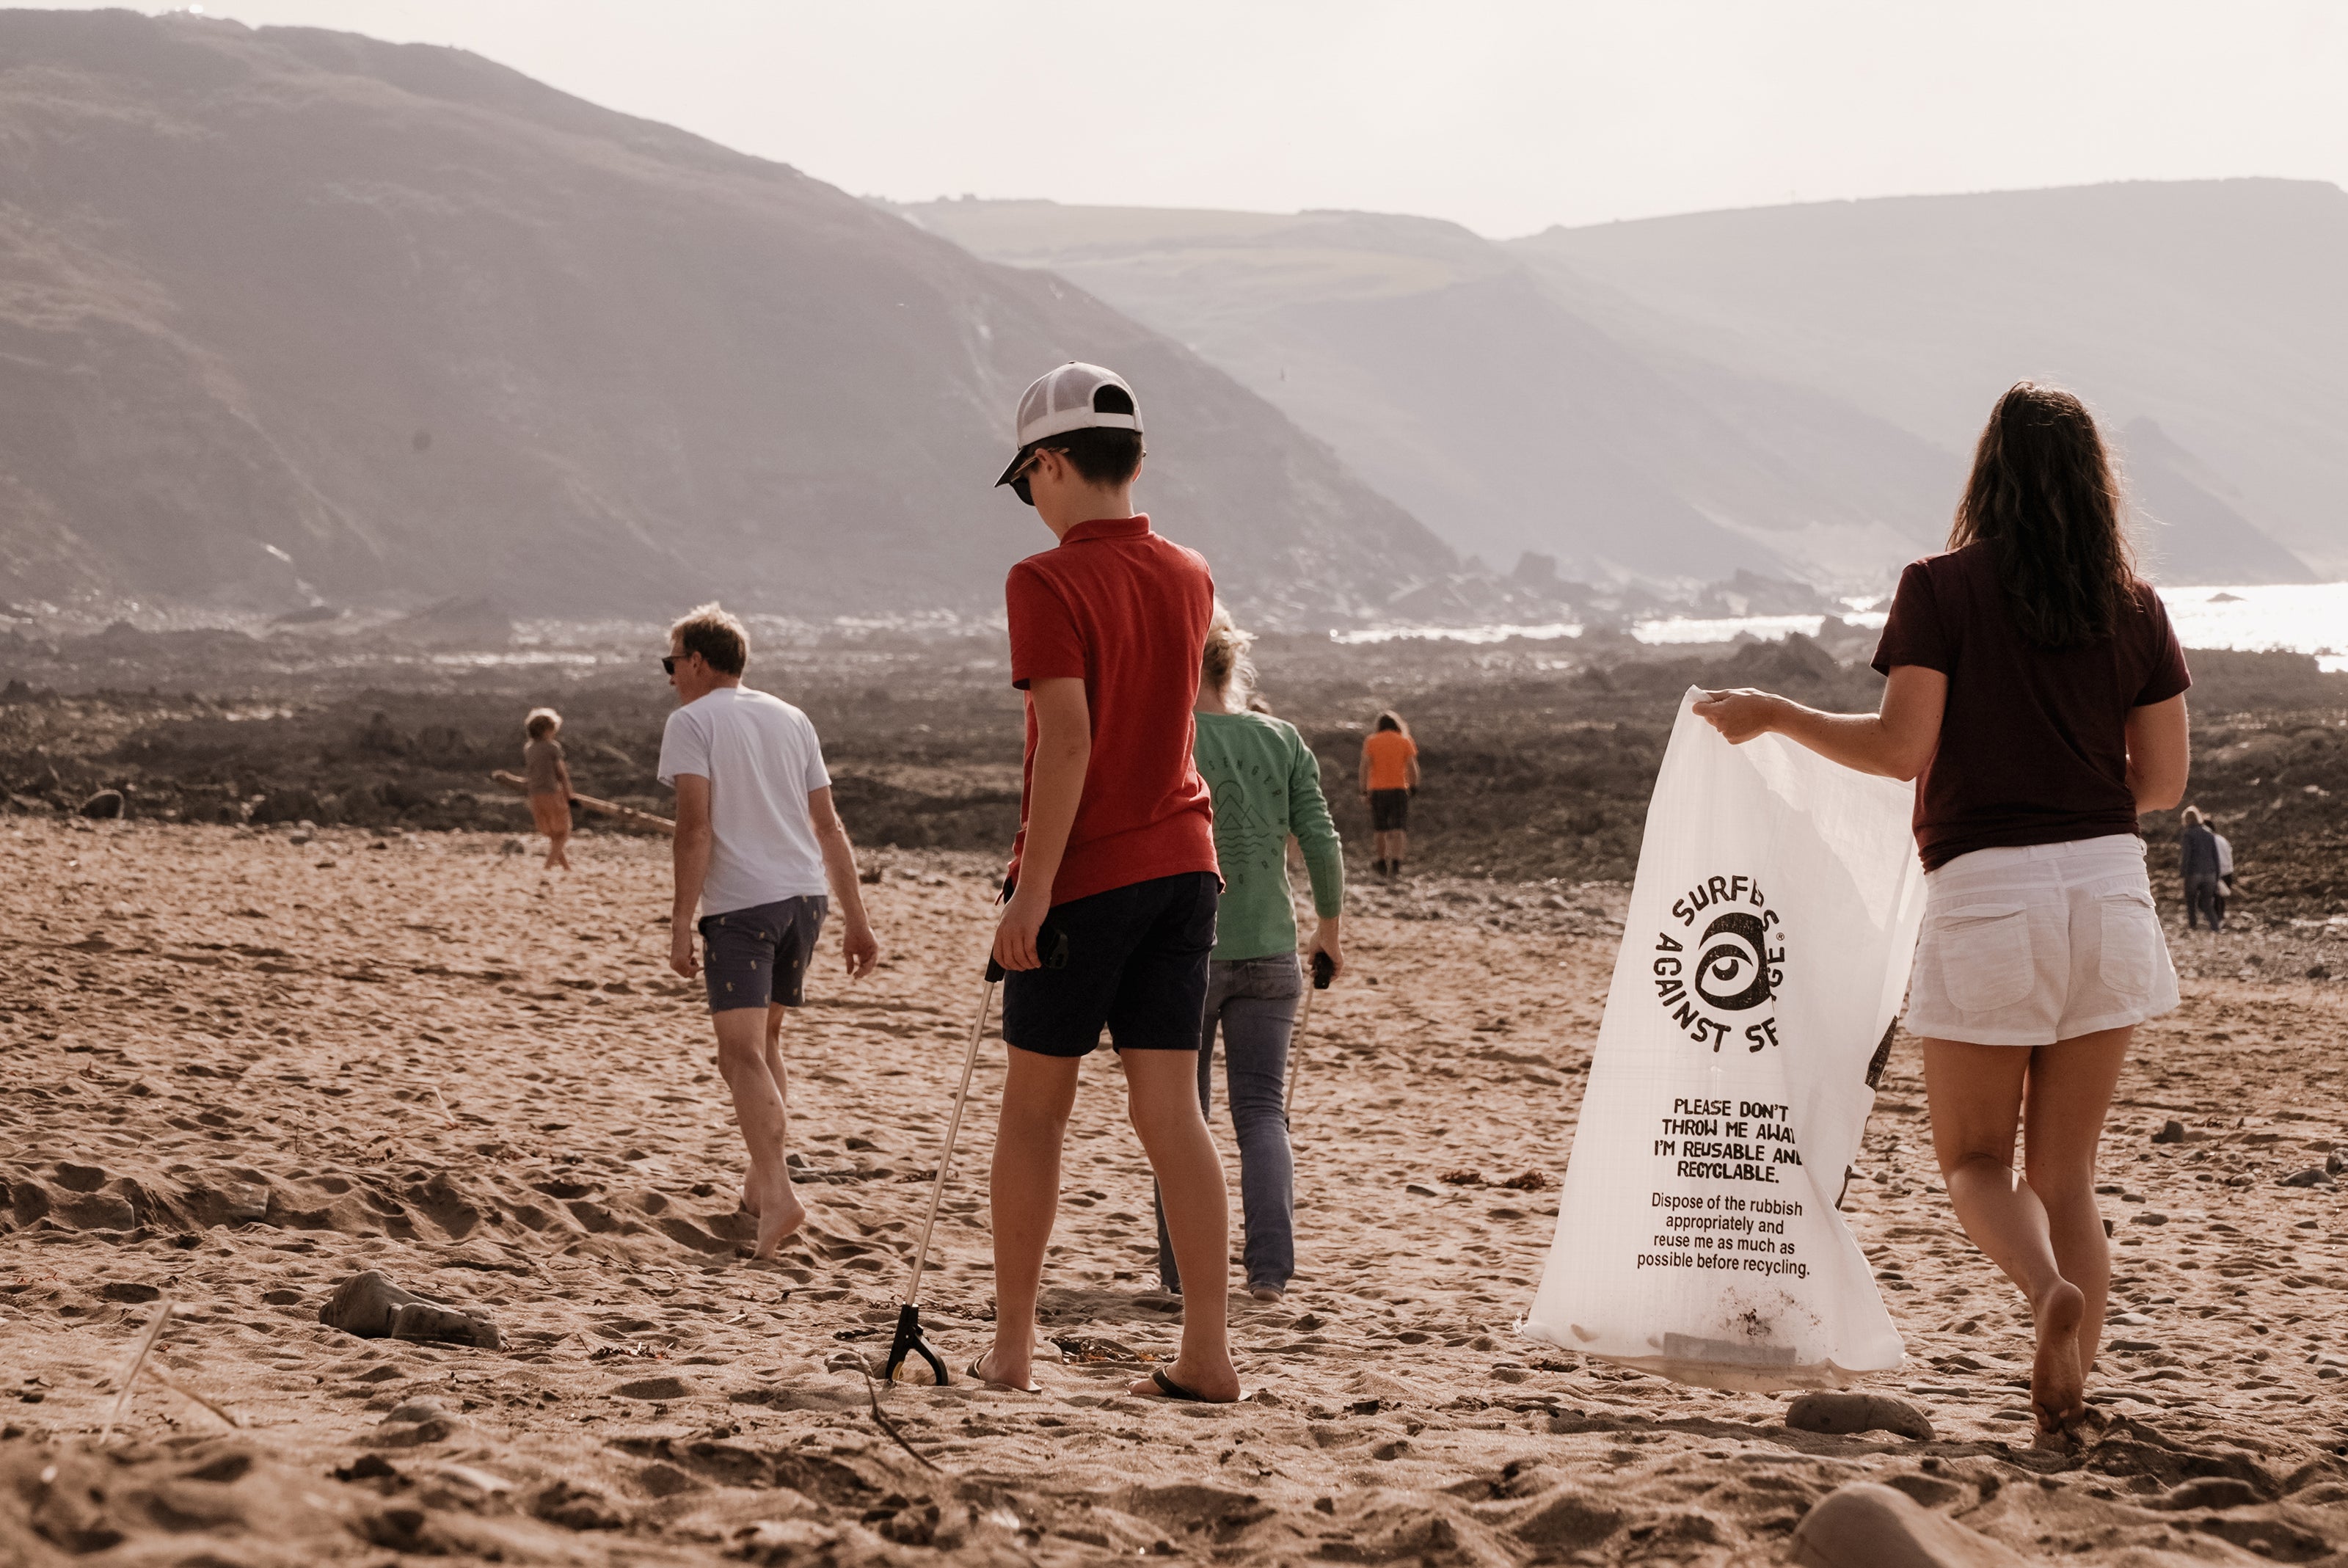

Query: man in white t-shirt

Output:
[657, 602, 880, 1257]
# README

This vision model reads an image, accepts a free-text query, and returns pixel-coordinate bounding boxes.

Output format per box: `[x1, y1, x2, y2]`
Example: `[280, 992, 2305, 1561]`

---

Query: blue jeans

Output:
[2184, 873, 2223, 930]
[1154, 954, 1302, 1294]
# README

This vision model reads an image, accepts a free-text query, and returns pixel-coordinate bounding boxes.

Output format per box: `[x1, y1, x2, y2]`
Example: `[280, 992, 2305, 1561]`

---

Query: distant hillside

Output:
[0, 11, 1454, 622]
[2120, 419, 2315, 585]
[1514, 180, 2341, 579]
[897, 181, 2332, 590]
[892, 201, 1955, 588]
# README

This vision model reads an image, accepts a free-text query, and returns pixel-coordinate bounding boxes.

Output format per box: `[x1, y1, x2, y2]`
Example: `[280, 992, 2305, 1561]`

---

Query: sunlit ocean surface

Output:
[1333, 583, 2348, 672]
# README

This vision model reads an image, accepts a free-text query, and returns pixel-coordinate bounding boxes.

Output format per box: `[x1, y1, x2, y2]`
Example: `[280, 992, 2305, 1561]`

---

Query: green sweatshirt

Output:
[1194, 710, 1344, 961]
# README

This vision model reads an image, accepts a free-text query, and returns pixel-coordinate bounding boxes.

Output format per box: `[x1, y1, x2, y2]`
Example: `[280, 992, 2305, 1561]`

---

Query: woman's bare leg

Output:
[2021, 1026, 2132, 1382]
[1923, 1036, 2110, 1437]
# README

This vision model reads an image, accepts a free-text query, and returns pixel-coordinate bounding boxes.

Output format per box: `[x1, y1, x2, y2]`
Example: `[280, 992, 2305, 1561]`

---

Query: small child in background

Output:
[523, 707, 575, 869]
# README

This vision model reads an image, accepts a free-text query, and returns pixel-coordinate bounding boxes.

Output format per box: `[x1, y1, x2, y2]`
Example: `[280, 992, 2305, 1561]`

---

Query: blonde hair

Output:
[1200, 600, 1256, 707]
[669, 601, 748, 676]
[525, 707, 561, 740]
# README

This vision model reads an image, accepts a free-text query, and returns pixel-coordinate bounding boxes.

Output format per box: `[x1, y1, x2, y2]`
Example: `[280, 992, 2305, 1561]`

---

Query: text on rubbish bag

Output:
[1637, 1192, 1810, 1280]
[1654, 874, 1782, 1052]
[1653, 1098, 1804, 1182]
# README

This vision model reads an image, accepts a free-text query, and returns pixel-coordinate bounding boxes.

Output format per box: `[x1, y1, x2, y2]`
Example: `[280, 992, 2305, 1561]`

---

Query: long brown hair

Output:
[1948, 383, 2137, 649]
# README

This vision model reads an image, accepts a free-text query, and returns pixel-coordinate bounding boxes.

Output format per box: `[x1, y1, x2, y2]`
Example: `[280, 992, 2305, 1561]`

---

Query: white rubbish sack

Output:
[1521, 688, 1927, 1389]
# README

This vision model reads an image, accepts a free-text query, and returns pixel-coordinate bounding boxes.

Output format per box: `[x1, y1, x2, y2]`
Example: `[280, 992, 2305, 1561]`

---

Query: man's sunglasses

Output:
[660, 654, 681, 675]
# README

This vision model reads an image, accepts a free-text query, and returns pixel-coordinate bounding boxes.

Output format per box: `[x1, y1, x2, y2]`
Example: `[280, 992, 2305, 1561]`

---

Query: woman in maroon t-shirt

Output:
[1695, 384, 2190, 1438]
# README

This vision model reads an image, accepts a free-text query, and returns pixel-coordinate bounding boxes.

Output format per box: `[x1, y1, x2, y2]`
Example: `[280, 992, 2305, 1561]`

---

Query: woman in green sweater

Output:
[1154, 604, 1345, 1303]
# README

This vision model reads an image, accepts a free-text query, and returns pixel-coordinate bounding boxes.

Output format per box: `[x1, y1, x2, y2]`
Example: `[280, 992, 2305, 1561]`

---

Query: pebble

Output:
[320, 1270, 502, 1350]
[1785, 1392, 1936, 1442]
[2279, 1167, 2336, 1188]
[1790, 1481, 2030, 1567]
[2151, 1119, 2186, 1144]
[2151, 1476, 2267, 1511]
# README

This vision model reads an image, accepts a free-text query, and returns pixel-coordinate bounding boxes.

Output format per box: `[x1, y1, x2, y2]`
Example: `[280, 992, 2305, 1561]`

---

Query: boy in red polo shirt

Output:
[973, 363, 1237, 1403]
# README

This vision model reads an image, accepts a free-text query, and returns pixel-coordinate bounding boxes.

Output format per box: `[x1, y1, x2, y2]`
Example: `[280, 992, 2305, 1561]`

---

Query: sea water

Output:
[1333, 583, 2348, 671]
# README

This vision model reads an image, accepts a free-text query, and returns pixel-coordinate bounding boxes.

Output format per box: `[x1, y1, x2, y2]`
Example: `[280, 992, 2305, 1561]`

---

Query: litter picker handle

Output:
[896, 932, 1064, 1305]
[901, 977, 996, 1310]
[1286, 952, 1332, 1115]
[983, 925, 1068, 985]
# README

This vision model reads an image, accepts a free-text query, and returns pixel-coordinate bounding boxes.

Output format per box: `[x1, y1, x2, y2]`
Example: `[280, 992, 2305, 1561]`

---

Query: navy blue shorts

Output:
[699, 896, 826, 1013]
[1370, 788, 1411, 831]
[1002, 872, 1218, 1058]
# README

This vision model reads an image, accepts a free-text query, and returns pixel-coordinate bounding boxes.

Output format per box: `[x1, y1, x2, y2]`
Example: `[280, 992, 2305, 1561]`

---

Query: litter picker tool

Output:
[1283, 949, 1337, 1115]
[881, 920, 1068, 1387]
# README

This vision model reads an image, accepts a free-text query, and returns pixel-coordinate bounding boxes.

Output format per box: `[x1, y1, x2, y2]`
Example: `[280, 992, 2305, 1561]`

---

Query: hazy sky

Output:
[30, 1, 2348, 236]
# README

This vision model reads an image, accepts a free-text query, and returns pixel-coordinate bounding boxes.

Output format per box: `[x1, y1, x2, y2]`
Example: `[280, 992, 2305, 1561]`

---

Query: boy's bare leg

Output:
[1121, 1048, 1241, 1400]
[977, 1046, 1080, 1390]
[544, 829, 571, 870]
[714, 1004, 803, 1255]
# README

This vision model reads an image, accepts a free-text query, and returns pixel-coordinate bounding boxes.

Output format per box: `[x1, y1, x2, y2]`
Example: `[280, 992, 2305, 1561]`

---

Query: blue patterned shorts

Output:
[699, 896, 827, 1013]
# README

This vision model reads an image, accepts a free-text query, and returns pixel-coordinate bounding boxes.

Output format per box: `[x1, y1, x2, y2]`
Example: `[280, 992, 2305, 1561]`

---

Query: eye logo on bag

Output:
[1653, 874, 1783, 1052]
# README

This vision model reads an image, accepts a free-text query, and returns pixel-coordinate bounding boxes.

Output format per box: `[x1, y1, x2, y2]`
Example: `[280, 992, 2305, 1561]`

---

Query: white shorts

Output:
[1903, 834, 2179, 1047]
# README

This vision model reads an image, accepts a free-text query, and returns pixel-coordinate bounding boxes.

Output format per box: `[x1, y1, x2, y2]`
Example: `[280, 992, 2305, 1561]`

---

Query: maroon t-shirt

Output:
[1005, 514, 1219, 905]
[1871, 541, 2190, 871]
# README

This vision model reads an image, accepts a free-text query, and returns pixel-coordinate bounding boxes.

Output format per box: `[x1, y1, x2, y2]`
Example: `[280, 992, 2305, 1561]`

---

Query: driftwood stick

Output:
[487, 770, 674, 835]
[99, 1299, 173, 1444]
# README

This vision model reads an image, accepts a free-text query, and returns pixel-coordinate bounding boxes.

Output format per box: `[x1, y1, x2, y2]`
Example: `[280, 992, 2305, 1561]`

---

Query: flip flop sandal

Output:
[968, 1359, 1040, 1395]
[1144, 1366, 1219, 1403]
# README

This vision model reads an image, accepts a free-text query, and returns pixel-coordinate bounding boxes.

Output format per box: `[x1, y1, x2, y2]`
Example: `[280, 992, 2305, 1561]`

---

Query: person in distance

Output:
[1358, 711, 1419, 878]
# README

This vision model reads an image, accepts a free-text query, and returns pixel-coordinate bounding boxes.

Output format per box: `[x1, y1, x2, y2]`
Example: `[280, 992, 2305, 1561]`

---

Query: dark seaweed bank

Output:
[2, 622, 2343, 922]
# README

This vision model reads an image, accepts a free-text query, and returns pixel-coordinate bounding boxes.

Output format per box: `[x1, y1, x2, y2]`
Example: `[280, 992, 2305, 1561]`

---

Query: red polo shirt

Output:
[1005, 514, 1219, 905]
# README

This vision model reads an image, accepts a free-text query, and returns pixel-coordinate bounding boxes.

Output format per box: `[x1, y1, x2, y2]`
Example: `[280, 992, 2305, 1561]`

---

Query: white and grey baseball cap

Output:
[993, 362, 1143, 491]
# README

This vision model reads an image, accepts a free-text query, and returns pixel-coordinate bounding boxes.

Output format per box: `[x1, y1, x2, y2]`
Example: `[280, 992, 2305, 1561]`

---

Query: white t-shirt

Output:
[656, 686, 833, 916]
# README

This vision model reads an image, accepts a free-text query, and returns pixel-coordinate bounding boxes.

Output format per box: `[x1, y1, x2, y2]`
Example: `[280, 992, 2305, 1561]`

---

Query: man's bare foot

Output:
[1128, 1354, 1241, 1403]
[751, 1178, 804, 1258]
[740, 1180, 759, 1216]
[2030, 1277, 2087, 1435]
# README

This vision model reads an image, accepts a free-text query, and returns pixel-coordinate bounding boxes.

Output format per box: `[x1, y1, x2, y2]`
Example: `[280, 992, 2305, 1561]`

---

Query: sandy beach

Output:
[4, 816, 2344, 1565]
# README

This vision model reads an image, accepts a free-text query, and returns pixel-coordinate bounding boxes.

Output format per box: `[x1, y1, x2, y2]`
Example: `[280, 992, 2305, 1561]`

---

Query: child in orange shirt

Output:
[1358, 710, 1419, 877]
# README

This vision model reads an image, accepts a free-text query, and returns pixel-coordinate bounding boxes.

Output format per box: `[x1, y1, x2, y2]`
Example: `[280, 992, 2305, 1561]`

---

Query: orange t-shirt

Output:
[1363, 730, 1418, 792]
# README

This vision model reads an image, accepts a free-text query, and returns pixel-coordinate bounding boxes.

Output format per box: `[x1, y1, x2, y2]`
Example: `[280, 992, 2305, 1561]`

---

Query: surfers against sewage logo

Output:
[1652, 874, 1783, 1052]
